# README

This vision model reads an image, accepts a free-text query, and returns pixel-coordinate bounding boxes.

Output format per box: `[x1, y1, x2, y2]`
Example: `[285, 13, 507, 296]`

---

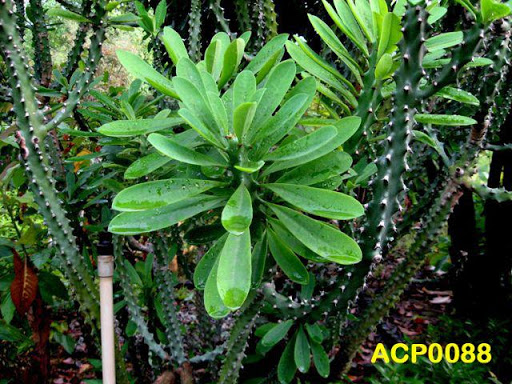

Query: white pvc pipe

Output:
[98, 255, 116, 384]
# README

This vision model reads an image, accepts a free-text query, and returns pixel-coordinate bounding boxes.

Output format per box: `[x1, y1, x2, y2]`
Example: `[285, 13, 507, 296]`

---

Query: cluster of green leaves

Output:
[99, 29, 365, 317]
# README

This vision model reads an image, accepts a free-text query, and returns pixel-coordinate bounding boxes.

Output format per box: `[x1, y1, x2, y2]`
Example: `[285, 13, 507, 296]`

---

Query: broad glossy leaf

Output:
[375, 52, 393, 80]
[278, 334, 297, 384]
[161, 27, 189, 65]
[233, 70, 257, 110]
[248, 60, 297, 138]
[264, 184, 364, 220]
[305, 323, 324, 344]
[277, 151, 352, 185]
[221, 184, 253, 235]
[251, 232, 268, 288]
[412, 130, 441, 152]
[462, 57, 493, 69]
[377, 12, 402, 59]
[173, 77, 220, 136]
[117, 51, 178, 98]
[98, 117, 183, 137]
[148, 133, 228, 167]
[311, 341, 330, 378]
[269, 204, 362, 264]
[481, 0, 511, 23]
[108, 195, 225, 234]
[435, 87, 480, 106]
[294, 326, 311, 373]
[264, 126, 337, 161]
[217, 231, 252, 309]
[261, 319, 293, 347]
[269, 219, 324, 262]
[112, 178, 223, 211]
[205, 33, 230, 80]
[415, 114, 477, 126]
[347, 0, 374, 41]
[246, 34, 289, 73]
[204, 258, 230, 318]
[176, 57, 206, 93]
[185, 223, 225, 245]
[233, 102, 257, 140]
[124, 153, 171, 179]
[179, 108, 225, 147]
[427, 6, 447, 23]
[219, 38, 245, 88]
[262, 116, 361, 174]
[268, 229, 309, 285]
[425, 32, 463, 51]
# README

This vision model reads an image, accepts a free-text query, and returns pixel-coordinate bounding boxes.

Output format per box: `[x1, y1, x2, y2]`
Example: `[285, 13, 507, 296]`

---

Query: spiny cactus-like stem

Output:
[43, 2, 106, 133]
[218, 291, 263, 384]
[234, 0, 250, 34]
[62, 0, 92, 78]
[13, 0, 23, 38]
[262, 0, 278, 38]
[333, 179, 463, 375]
[29, 0, 52, 86]
[113, 235, 170, 361]
[252, 0, 266, 49]
[209, 0, 231, 35]
[153, 235, 187, 366]
[188, 0, 202, 62]
[0, 0, 100, 327]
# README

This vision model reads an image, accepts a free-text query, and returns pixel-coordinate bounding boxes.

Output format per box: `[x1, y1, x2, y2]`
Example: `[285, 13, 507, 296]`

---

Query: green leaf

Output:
[179, 108, 225, 148]
[204, 258, 230, 318]
[112, 179, 223, 211]
[233, 70, 257, 110]
[377, 12, 402, 59]
[269, 219, 324, 262]
[161, 27, 189, 66]
[248, 60, 297, 137]
[328, 0, 368, 55]
[375, 52, 393, 80]
[217, 231, 252, 309]
[98, 117, 183, 137]
[481, 0, 511, 23]
[268, 229, 309, 285]
[246, 34, 289, 73]
[261, 319, 293, 347]
[425, 32, 463, 51]
[311, 341, 330, 378]
[263, 184, 364, 220]
[264, 126, 337, 161]
[154, 0, 167, 31]
[294, 326, 311, 373]
[124, 152, 171, 179]
[277, 151, 352, 185]
[262, 116, 361, 174]
[435, 87, 480, 106]
[462, 57, 493, 69]
[415, 114, 477, 126]
[47, 7, 91, 22]
[308, 14, 363, 85]
[233, 102, 257, 141]
[205, 33, 230, 80]
[412, 130, 440, 152]
[193, 234, 228, 289]
[285, 40, 357, 108]
[108, 195, 225, 234]
[234, 160, 265, 174]
[305, 323, 324, 344]
[427, 6, 447, 23]
[219, 38, 245, 88]
[269, 204, 362, 264]
[221, 184, 253, 235]
[251, 233, 268, 288]
[117, 51, 178, 98]
[278, 335, 297, 384]
[148, 133, 228, 167]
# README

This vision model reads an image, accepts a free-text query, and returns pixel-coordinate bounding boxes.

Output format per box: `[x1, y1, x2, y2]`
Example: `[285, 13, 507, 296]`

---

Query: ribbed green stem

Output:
[218, 291, 263, 384]
[188, 0, 202, 62]
[154, 235, 187, 365]
[29, 0, 52, 86]
[62, 0, 92, 78]
[113, 235, 170, 361]
[210, 0, 231, 34]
